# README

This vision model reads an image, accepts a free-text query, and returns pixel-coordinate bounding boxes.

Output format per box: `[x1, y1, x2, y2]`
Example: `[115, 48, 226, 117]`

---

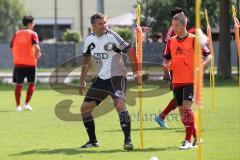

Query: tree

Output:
[62, 29, 82, 43]
[141, 0, 234, 79]
[0, 0, 25, 42]
[112, 27, 132, 42]
[141, 0, 219, 35]
[217, 0, 232, 79]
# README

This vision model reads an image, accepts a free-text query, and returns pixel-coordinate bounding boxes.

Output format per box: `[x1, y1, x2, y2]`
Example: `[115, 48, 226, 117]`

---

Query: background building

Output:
[20, 0, 137, 41]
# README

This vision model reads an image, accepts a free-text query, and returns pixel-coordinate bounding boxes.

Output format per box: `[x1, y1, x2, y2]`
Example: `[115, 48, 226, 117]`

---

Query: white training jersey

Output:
[82, 29, 129, 80]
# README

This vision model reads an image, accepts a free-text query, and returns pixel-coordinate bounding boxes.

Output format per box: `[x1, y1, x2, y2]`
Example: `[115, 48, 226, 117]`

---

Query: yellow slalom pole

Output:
[204, 9, 215, 112]
[195, 0, 203, 160]
[135, 4, 144, 150]
[232, 6, 240, 87]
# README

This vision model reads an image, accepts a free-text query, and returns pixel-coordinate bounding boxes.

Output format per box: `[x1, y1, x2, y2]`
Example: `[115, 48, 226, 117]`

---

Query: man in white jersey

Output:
[79, 13, 140, 151]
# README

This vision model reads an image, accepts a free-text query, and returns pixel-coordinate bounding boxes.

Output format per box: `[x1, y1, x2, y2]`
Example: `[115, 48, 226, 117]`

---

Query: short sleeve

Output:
[193, 37, 210, 57]
[164, 39, 171, 60]
[201, 43, 210, 56]
[82, 36, 94, 56]
[164, 26, 175, 44]
[109, 30, 130, 52]
[32, 32, 39, 44]
[10, 34, 16, 48]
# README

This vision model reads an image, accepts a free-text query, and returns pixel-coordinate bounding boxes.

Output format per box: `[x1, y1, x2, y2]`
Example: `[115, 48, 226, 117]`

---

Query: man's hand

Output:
[203, 61, 208, 69]
[141, 26, 150, 32]
[34, 44, 41, 59]
[36, 52, 42, 59]
[162, 59, 170, 72]
[134, 72, 143, 86]
[234, 17, 240, 28]
[203, 54, 213, 69]
[79, 81, 87, 95]
[136, 26, 150, 32]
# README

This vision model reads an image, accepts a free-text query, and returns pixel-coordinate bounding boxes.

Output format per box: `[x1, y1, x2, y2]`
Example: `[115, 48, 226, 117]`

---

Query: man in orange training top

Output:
[163, 13, 212, 149]
[10, 15, 41, 112]
[156, 7, 206, 129]
[155, 7, 185, 128]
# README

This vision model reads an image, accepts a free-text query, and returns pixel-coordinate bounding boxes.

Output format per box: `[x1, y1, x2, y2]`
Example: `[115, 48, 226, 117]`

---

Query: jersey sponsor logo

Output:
[104, 42, 117, 51]
[176, 47, 184, 55]
[93, 52, 109, 59]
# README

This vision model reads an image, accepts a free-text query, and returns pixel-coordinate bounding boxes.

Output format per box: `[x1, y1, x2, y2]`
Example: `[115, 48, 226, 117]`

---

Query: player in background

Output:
[10, 15, 41, 112]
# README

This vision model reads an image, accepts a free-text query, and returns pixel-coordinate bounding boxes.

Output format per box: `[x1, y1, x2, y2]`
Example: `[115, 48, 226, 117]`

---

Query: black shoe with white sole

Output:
[123, 141, 134, 151]
[80, 141, 99, 149]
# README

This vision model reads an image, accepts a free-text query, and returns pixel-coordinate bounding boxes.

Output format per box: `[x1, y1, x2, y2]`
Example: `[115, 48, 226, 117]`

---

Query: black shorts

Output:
[84, 76, 127, 105]
[13, 67, 36, 84]
[173, 85, 193, 106]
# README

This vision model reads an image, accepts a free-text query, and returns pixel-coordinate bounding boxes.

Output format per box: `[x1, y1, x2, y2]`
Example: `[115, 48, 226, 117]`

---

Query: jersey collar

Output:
[93, 30, 108, 38]
[176, 33, 189, 42]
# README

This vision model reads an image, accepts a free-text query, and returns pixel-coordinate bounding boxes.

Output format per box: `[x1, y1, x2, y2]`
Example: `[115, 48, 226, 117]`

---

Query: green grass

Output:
[0, 80, 239, 160]
[0, 68, 54, 73]
[1, 65, 239, 73]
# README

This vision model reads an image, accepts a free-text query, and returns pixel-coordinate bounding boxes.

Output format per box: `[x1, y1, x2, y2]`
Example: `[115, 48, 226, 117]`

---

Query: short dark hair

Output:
[171, 7, 184, 18]
[90, 13, 106, 25]
[172, 13, 187, 25]
[22, 15, 34, 26]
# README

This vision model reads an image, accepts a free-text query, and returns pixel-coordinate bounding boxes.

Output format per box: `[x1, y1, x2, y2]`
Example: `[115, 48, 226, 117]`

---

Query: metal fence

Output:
[0, 41, 238, 69]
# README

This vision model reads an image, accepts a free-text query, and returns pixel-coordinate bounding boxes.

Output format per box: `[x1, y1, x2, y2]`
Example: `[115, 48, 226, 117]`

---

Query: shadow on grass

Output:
[10, 146, 177, 156]
[174, 128, 206, 133]
[0, 110, 16, 113]
[0, 84, 51, 91]
[1, 76, 238, 92]
[204, 79, 239, 87]
[104, 126, 205, 134]
[105, 127, 183, 132]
